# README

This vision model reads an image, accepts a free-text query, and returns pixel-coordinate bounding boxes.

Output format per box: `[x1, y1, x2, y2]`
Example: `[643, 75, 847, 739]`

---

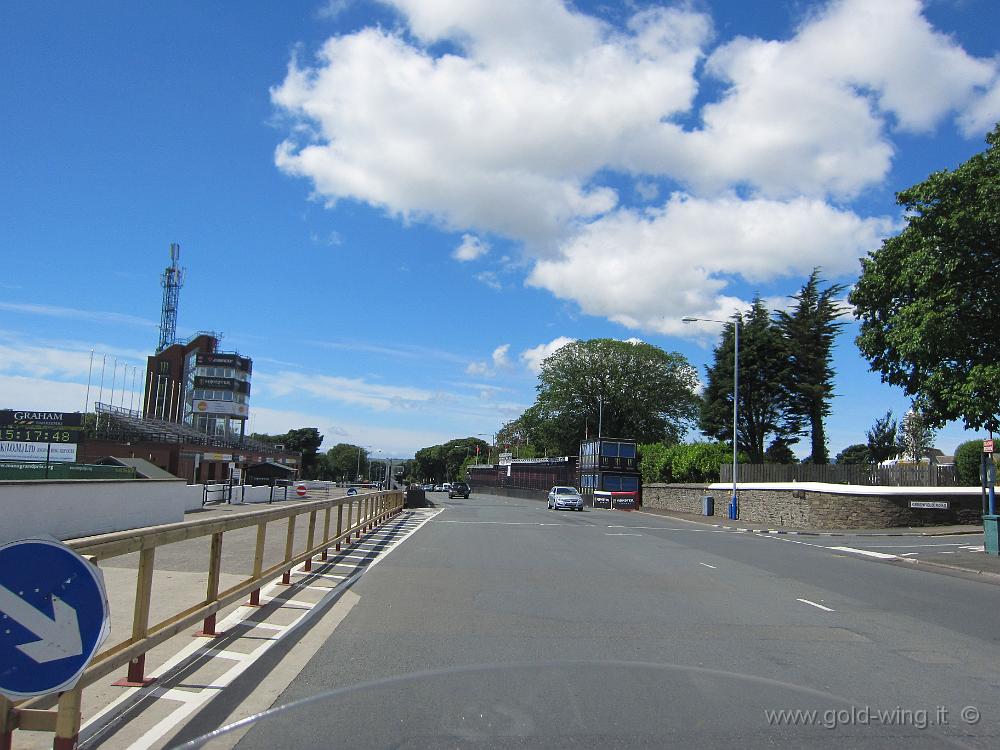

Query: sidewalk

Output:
[636, 507, 1000, 581]
[636, 507, 984, 536]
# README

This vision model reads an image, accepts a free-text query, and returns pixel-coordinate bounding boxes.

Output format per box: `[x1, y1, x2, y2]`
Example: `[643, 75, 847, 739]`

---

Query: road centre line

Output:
[797, 598, 835, 612]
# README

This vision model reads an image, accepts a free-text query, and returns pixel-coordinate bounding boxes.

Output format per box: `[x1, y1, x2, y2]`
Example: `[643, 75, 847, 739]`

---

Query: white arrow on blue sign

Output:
[0, 537, 110, 699]
[347, 487, 358, 496]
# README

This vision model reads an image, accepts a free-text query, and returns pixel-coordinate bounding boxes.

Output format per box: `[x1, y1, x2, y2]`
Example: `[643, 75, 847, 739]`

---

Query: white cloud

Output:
[475, 271, 501, 290]
[958, 74, 1000, 136]
[254, 370, 433, 411]
[634, 181, 659, 202]
[249, 405, 454, 457]
[0, 302, 156, 329]
[272, 2, 709, 244]
[527, 194, 895, 336]
[453, 233, 490, 261]
[465, 344, 512, 376]
[520, 336, 576, 374]
[272, 0, 1000, 331]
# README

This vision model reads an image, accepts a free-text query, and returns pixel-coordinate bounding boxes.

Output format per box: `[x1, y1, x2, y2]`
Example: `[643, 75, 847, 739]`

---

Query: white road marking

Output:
[797, 598, 835, 612]
[829, 546, 898, 560]
[294, 572, 347, 581]
[80, 508, 441, 750]
[605, 533, 641, 536]
[898, 552, 919, 557]
[432, 520, 567, 526]
[698, 563, 717, 569]
[861, 543, 966, 548]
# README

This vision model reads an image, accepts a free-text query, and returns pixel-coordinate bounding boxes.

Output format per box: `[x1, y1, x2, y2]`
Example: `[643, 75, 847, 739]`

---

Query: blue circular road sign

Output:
[347, 487, 358, 496]
[0, 538, 110, 699]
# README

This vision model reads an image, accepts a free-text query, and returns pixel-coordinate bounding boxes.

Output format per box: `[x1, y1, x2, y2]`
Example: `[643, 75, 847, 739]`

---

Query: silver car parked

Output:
[547, 486, 584, 511]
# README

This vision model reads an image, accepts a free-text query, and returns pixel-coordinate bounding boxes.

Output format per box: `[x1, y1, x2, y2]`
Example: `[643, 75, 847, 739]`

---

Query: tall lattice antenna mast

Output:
[157, 243, 185, 352]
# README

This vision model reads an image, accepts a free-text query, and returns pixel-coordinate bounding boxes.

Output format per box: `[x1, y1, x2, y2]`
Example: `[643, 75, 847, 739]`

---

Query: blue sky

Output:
[1, 0, 998, 458]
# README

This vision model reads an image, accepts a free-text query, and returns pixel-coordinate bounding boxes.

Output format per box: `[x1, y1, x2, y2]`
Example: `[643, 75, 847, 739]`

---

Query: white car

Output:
[547, 486, 584, 511]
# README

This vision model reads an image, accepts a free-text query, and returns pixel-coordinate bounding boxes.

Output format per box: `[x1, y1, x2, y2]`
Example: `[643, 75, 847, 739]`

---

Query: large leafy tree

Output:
[851, 124, 1000, 434]
[776, 269, 846, 464]
[414, 437, 489, 482]
[700, 297, 801, 463]
[835, 444, 871, 465]
[250, 426, 324, 478]
[531, 338, 700, 455]
[319, 443, 369, 481]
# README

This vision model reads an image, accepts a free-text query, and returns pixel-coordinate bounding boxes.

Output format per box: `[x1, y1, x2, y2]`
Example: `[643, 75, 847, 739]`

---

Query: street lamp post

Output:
[682, 315, 740, 520]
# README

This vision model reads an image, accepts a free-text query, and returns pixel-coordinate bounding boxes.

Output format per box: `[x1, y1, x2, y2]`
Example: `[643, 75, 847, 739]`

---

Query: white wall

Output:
[182, 484, 205, 511]
[0, 479, 188, 544]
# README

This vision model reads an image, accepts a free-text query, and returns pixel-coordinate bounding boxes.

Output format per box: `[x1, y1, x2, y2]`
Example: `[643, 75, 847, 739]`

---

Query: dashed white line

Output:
[698, 562, 717, 569]
[797, 598, 835, 612]
[605, 532, 641, 536]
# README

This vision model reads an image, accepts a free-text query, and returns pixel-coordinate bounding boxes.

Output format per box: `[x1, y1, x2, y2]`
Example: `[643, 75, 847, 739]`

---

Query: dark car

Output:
[448, 481, 471, 499]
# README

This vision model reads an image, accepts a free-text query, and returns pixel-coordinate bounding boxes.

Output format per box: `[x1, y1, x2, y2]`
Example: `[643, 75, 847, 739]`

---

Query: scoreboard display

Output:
[0, 426, 80, 443]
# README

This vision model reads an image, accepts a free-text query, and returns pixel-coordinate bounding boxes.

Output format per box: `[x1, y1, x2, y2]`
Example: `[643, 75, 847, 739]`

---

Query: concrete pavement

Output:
[197, 493, 1000, 749]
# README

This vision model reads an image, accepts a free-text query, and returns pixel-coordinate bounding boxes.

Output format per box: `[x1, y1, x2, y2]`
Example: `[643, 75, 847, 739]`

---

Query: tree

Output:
[250, 427, 324, 478]
[280, 427, 323, 478]
[700, 297, 801, 462]
[413, 437, 489, 481]
[321, 443, 369, 481]
[850, 124, 1000, 434]
[954, 439, 986, 485]
[530, 339, 699, 455]
[776, 269, 846, 464]
[866, 411, 900, 464]
[898, 409, 936, 462]
[835, 444, 871, 465]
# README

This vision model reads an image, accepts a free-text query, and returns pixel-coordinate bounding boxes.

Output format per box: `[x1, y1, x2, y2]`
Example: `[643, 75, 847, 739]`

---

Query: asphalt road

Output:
[182, 493, 1000, 749]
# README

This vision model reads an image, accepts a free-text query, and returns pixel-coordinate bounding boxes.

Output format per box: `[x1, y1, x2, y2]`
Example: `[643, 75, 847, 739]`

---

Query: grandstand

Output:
[94, 402, 276, 452]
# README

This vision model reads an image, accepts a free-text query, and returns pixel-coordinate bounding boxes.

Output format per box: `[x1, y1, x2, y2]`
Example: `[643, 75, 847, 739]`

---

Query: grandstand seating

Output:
[94, 404, 276, 452]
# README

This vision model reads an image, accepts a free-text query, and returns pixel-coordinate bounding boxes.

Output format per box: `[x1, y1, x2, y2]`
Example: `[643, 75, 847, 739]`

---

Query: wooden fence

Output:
[719, 463, 959, 487]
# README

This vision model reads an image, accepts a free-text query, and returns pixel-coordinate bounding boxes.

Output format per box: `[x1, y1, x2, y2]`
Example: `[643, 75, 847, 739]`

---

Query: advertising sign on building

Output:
[0, 411, 83, 428]
[193, 376, 250, 394]
[0, 442, 78, 463]
[196, 354, 252, 373]
[193, 400, 249, 418]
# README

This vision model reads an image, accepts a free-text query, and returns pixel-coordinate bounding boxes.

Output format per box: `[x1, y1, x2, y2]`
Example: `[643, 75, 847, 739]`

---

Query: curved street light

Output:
[682, 315, 740, 520]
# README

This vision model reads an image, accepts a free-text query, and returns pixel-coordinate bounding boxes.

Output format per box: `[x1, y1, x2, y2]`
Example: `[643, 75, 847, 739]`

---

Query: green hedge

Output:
[639, 442, 737, 484]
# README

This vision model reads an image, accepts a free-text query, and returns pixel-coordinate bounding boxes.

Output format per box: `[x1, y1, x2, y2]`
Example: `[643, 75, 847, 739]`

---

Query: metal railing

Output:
[0, 488, 404, 749]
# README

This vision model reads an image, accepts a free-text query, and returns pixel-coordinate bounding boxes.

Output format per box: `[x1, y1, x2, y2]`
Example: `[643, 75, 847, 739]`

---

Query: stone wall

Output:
[473, 485, 548, 502]
[642, 483, 983, 529]
[641, 484, 711, 515]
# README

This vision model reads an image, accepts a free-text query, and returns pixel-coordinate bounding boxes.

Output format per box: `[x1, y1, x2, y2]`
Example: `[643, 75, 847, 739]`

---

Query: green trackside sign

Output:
[0, 463, 136, 481]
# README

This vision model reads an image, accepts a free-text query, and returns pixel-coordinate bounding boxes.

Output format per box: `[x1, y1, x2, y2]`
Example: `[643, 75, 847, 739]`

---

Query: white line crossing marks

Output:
[796, 598, 835, 612]
[79, 507, 442, 750]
